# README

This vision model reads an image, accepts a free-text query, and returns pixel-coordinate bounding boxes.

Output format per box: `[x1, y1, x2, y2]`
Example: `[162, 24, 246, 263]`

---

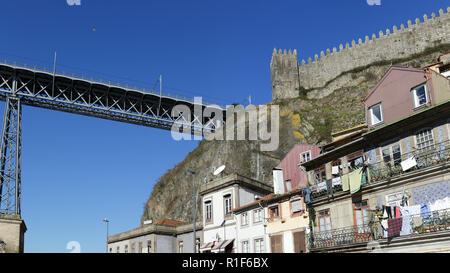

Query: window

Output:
[116, 246, 120, 253]
[369, 103, 383, 125]
[109, 247, 112, 253]
[205, 200, 212, 223]
[411, 83, 429, 108]
[253, 209, 263, 223]
[270, 235, 283, 253]
[353, 201, 370, 233]
[124, 245, 128, 253]
[290, 197, 303, 215]
[314, 166, 326, 184]
[269, 205, 280, 220]
[254, 238, 265, 253]
[241, 212, 249, 226]
[318, 209, 331, 232]
[300, 151, 311, 163]
[131, 242, 135, 253]
[224, 194, 233, 217]
[147, 240, 152, 253]
[416, 129, 435, 152]
[382, 143, 402, 168]
[241, 240, 249, 253]
[285, 180, 292, 192]
[347, 151, 364, 171]
[178, 241, 184, 253]
[138, 242, 142, 253]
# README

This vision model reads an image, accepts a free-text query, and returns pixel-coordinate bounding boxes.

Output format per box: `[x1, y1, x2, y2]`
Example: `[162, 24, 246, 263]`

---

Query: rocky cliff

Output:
[141, 8, 450, 224]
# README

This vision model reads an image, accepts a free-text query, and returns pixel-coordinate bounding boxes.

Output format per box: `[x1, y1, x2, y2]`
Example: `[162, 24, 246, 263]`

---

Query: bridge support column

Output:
[0, 96, 25, 253]
[0, 96, 22, 216]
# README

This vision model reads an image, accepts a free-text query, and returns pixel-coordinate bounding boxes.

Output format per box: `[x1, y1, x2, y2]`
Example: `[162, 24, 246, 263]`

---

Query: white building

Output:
[199, 173, 273, 253]
[107, 219, 202, 253]
[232, 194, 272, 253]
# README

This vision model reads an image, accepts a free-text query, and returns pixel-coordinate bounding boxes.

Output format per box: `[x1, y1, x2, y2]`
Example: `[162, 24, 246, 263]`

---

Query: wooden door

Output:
[293, 231, 306, 253]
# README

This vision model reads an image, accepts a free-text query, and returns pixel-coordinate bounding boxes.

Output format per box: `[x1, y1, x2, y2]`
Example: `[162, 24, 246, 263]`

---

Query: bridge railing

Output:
[0, 58, 225, 108]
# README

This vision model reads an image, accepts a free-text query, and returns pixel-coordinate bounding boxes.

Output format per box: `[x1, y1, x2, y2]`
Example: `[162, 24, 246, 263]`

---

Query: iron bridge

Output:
[0, 59, 226, 215]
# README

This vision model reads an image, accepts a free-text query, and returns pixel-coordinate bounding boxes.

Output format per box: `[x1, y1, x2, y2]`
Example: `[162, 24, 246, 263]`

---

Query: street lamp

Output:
[187, 169, 197, 253]
[103, 218, 110, 253]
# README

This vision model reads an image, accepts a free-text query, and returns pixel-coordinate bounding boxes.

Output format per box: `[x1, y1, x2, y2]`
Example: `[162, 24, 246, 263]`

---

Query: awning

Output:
[211, 239, 234, 253]
[200, 242, 214, 252]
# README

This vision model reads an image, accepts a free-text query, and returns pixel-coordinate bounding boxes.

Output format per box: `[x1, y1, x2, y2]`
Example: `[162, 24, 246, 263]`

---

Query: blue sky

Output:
[0, 0, 448, 253]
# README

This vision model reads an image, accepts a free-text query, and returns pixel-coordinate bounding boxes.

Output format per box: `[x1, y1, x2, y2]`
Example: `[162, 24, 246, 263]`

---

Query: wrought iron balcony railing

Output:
[367, 140, 450, 185]
[309, 140, 450, 200]
[307, 208, 450, 251]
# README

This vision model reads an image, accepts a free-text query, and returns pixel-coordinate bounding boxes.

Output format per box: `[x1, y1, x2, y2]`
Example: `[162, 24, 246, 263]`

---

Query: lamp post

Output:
[103, 218, 109, 253]
[187, 169, 197, 253]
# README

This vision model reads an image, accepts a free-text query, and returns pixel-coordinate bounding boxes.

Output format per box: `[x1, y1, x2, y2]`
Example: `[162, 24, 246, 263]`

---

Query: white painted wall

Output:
[235, 207, 269, 253]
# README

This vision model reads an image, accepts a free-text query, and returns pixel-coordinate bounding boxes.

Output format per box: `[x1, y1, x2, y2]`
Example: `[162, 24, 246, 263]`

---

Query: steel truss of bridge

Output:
[0, 60, 226, 215]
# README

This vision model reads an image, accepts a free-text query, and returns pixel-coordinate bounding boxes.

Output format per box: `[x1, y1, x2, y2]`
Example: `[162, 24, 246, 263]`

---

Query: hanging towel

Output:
[361, 168, 367, 186]
[342, 173, 350, 192]
[331, 177, 341, 187]
[388, 217, 403, 238]
[399, 207, 412, 236]
[349, 167, 363, 194]
[401, 157, 417, 171]
[331, 166, 339, 175]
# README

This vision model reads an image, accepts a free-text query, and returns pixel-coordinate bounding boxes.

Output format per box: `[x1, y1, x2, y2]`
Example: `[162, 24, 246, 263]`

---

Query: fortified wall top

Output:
[271, 7, 450, 100]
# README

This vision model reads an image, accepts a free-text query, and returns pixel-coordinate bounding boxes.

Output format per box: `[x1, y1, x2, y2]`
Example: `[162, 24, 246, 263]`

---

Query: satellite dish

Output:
[213, 165, 226, 176]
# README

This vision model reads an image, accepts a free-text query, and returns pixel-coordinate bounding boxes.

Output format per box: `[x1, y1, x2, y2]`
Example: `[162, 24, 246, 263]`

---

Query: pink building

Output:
[277, 145, 321, 192]
[363, 66, 450, 130]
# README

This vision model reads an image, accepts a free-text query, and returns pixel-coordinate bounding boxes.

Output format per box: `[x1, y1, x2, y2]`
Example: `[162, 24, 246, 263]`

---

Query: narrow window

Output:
[205, 200, 212, 223]
[224, 194, 232, 217]
[290, 197, 302, 215]
[241, 212, 248, 226]
[369, 103, 383, 125]
[411, 84, 429, 108]
[285, 180, 292, 192]
[178, 241, 184, 253]
[242, 240, 249, 253]
[353, 200, 370, 233]
[253, 209, 263, 223]
[314, 166, 326, 184]
[318, 209, 331, 232]
[254, 238, 265, 253]
[269, 205, 280, 220]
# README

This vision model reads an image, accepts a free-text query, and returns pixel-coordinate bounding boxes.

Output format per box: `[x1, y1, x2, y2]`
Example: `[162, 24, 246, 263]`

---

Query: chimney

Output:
[272, 168, 285, 194]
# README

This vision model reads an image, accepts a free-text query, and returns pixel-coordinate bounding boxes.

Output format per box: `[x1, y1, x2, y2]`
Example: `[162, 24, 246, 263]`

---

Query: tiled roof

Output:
[231, 194, 273, 212]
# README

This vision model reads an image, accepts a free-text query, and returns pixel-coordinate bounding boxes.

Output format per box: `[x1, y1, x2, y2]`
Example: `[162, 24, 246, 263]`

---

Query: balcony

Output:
[307, 208, 450, 251]
[367, 140, 450, 184]
[309, 140, 450, 200]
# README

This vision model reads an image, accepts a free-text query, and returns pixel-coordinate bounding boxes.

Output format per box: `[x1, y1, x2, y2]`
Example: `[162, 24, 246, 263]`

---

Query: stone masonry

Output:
[271, 7, 450, 100]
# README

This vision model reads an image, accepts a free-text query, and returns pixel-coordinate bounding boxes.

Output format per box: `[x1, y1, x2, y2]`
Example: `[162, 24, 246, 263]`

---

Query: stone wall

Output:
[0, 215, 26, 253]
[271, 7, 450, 99]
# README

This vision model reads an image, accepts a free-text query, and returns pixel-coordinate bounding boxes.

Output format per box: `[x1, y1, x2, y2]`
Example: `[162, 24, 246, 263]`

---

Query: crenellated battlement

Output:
[300, 7, 449, 67]
[271, 6, 450, 98]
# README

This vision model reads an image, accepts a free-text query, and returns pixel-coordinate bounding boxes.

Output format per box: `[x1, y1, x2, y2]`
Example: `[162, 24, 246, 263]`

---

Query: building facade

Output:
[107, 219, 202, 253]
[199, 173, 273, 253]
[301, 61, 450, 253]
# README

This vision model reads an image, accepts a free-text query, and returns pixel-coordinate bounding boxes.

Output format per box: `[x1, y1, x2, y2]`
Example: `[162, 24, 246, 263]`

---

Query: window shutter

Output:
[291, 199, 302, 213]
[293, 231, 306, 253]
